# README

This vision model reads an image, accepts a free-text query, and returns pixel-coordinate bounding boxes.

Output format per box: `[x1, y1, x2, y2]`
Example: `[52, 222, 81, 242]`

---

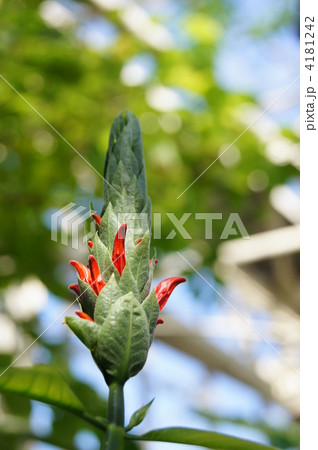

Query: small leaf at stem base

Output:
[125, 399, 154, 432]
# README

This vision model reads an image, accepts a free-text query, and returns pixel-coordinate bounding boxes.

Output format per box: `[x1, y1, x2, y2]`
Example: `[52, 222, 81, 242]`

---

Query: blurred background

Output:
[0, 0, 299, 449]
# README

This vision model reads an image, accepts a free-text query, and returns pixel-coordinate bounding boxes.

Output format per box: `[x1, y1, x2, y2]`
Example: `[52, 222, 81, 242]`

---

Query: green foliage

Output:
[141, 289, 160, 344]
[103, 111, 149, 218]
[92, 234, 113, 282]
[94, 274, 121, 325]
[197, 412, 300, 449]
[77, 278, 97, 318]
[129, 427, 278, 449]
[125, 399, 154, 432]
[0, 365, 104, 430]
[93, 292, 151, 384]
[65, 316, 99, 350]
[0, 366, 284, 449]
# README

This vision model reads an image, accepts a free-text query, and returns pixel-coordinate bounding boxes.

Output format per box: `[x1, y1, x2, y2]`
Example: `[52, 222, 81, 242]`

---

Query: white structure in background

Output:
[1, 278, 49, 362]
[91, 0, 174, 51]
[5, 277, 48, 322]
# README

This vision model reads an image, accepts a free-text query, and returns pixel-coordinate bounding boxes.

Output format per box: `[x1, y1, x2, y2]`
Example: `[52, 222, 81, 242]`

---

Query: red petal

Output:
[112, 223, 127, 276]
[88, 255, 106, 295]
[157, 317, 164, 325]
[87, 241, 93, 249]
[76, 311, 94, 322]
[69, 284, 81, 297]
[136, 238, 142, 245]
[70, 260, 91, 284]
[92, 213, 102, 226]
[155, 277, 186, 311]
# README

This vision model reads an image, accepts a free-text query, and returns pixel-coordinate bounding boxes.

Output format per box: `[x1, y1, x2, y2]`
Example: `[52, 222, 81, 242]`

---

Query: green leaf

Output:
[0, 365, 83, 414]
[127, 427, 278, 449]
[128, 231, 150, 296]
[65, 316, 99, 350]
[93, 292, 150, 384]
[125, 399, 154, 432]
[119, 259, 140, 301]
[196, 412, 300, 448]
[77, 278, 97, 319]
[0, 365, 105, 430]
[103, 111, 147, 214]
[141, 289, 159, 343]
[94, 274, 122, 325]
[99, 203, 120, 251]
[92, 233, 113, 282]
[84, 216, 92, 239]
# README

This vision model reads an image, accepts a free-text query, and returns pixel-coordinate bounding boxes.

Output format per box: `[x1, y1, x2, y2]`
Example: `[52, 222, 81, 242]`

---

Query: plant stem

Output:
[102, 382, 125, 450]
[108, 382, 125, 426]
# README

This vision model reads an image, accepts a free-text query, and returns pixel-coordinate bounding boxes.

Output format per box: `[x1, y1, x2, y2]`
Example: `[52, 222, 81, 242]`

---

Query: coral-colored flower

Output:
[155, 277, 186, 324]
[70, 220, 184, 327]
[87, 241, 93, 249]
[112, 223, 127, 276]
[70, 256, 105, 295]
[76, 311, 94, 322]
[88, 255, 106, 294]
[92, 213, 101, 226]
[70, 260, 92, 284]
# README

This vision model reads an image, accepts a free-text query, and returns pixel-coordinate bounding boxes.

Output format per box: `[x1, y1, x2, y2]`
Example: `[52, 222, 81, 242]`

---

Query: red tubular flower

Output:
[88, 255, 106, 294]
[112, 223, 127, 276]
[87, 241, 93, 249]
[69, 283, 81, 297]
[70, 257, 105, 295]
[155, 277, 186, 324]
[76, 311, 94, 322]
[92, 213, 102, 226]
[70, 260, 92, 284]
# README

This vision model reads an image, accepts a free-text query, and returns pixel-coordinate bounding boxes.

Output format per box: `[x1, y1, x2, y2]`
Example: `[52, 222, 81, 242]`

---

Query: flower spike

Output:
[112, 223, 127, 276]
[76, 311, 94, 322]
[65, 112, 188, 387]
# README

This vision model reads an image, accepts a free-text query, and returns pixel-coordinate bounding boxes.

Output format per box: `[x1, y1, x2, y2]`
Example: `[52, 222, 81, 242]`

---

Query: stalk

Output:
[102, 382, 125, 450]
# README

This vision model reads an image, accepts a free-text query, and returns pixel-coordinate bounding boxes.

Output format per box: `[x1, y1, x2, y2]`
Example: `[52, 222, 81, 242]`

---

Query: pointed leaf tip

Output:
[125, 398, 155, 432]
